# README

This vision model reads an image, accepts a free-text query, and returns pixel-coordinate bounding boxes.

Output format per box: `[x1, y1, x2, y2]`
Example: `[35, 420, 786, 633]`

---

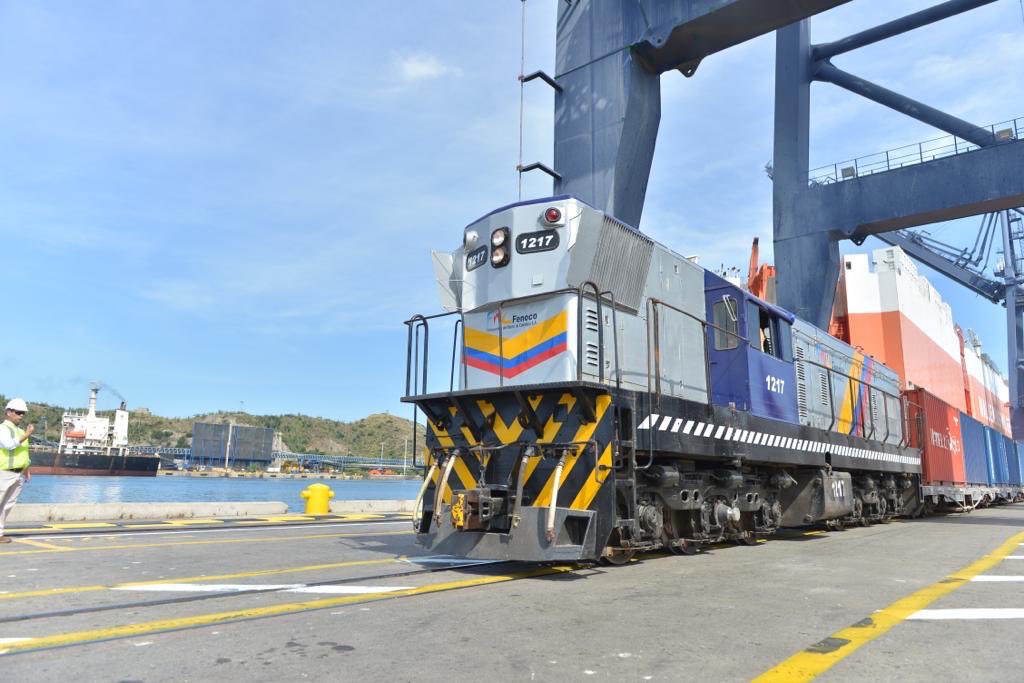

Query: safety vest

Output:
[0, 420, 29, 471]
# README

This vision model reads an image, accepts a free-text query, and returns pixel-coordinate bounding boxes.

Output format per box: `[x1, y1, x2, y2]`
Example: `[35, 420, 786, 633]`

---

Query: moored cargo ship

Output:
[30, 448, 159, 476]
[31, 383, 159, 477]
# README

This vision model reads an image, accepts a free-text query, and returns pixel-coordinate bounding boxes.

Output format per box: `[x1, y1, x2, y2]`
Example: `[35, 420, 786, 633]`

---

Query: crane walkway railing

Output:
[808, 115, 1024, 186]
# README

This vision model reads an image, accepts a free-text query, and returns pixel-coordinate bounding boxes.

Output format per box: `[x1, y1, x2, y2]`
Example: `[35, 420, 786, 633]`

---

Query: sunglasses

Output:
[10, 410, 25, 416]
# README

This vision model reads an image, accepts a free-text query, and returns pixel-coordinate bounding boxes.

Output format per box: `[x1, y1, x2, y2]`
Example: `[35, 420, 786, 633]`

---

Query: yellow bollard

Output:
[300, 483, 335, 515]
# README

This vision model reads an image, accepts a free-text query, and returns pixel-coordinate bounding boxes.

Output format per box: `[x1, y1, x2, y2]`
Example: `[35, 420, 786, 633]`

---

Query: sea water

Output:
[20, 475, 422, 506]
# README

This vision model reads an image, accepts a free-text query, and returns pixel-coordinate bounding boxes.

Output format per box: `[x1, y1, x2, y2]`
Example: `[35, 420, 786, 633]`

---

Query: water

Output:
[20, 475, 423, 506]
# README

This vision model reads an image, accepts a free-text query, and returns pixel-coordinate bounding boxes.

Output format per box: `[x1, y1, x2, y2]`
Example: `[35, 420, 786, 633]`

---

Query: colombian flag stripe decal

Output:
[464, 312, 568, 378]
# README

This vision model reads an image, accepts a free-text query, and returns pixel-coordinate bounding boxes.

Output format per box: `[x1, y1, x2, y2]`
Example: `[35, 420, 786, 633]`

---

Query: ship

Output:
[30, 384, 159, 476]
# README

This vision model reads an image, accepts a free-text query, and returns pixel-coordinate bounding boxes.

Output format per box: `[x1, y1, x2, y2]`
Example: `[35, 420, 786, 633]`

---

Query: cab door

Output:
[745, 301, 799, 423]
[705, 274, 749, 410]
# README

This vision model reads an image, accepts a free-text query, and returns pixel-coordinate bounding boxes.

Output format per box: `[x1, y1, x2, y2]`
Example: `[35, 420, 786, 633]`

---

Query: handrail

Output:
[792, 354, 903, 445]
[640, 297, 747, 471]
[403, 310, 463, 468]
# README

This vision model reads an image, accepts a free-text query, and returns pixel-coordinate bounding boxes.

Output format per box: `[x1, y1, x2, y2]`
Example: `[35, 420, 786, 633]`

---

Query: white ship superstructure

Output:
[834, 246, 1010, 433]
[59, 383, 131, 456]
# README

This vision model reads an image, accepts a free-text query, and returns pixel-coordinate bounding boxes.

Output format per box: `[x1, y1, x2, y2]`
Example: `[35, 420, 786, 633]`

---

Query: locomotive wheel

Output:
[737, 531, 758, 546]
[669, 539, 698, 555]
[600, 546, 636, 565]
[599, 528, 635, 565]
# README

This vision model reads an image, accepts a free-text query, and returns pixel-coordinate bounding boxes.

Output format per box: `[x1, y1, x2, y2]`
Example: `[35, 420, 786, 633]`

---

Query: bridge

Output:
[129, 445, 410, 471]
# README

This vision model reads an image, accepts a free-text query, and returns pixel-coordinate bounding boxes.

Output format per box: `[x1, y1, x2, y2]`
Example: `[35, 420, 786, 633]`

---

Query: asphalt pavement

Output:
[0, 505, 1022, 682]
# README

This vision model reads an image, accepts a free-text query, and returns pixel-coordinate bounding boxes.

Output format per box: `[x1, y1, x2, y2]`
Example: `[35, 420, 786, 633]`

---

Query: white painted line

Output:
[113, 583, 302, 593]
[671, 418, 683, 433]
[724, 427, 734, 441]
[406, 557, 499, 565]
[714, 425, 726, 439]
[658, 416, 673, 431]
[682, 420, 695, 435]
[908, 608, 1024, 620]
[637, 414, 656, 430]
[0, 638, 31, 644]
[113, 583, 414, 594]
[285, 585, 414, 594]
[970, 576, 1024, 582]
[1004, 556, 1024, 559]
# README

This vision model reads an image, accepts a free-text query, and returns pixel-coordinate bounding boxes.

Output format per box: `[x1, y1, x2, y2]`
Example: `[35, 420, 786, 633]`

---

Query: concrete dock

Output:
[1, 505, 1022, 681]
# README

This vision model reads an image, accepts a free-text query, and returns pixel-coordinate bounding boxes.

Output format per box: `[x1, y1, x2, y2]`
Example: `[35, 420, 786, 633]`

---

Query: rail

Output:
[808, 116, 1024, 186]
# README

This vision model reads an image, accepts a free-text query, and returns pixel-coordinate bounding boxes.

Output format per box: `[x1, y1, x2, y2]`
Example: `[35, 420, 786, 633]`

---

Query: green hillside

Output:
[1, 394, 425, 458]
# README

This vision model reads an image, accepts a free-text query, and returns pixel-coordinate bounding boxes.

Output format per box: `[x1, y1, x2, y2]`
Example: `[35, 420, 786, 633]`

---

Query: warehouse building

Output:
[191, 422, 276, 469]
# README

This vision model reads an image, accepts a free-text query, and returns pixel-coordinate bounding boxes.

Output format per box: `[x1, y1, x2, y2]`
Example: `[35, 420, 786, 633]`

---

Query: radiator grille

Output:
[795, 346, 808, 423]
[587, 217, 654, 311]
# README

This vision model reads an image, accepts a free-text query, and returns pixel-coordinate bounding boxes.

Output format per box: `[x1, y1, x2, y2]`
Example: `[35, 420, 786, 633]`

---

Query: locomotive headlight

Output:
[490, 228, 511, 267]
[464, 229, 479, 248]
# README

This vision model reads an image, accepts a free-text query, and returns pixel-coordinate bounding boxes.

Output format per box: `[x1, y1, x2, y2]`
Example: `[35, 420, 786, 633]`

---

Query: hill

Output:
[0, 395, 425, 458]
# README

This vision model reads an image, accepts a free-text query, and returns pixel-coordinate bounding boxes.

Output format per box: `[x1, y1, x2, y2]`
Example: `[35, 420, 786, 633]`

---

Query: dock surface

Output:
[1, 506, 1022, 681]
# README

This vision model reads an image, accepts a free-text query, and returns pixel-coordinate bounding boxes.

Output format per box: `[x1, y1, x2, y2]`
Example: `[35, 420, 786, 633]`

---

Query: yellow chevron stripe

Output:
[521, 394, 576, 485]
[570, 442, 613, 511]
[531, 394, 611, 508]
[464, 311, 567, 358]
[476, 399, 524, 443]
[428, 420, 455, 450]
[452, 456, 477, 490]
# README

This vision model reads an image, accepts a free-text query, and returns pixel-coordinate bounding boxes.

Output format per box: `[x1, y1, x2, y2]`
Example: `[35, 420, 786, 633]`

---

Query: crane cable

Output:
[517, 0, 527, 201]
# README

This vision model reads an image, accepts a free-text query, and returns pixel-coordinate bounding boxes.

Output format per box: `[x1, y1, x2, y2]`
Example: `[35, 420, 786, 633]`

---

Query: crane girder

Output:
[552, 0, 851, 229]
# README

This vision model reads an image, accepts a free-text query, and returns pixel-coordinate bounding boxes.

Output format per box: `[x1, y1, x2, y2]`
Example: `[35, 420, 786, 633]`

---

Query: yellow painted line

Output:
[0, 564, 576, 655]
[13, 539, 71, 551]
[162, 519, 225, 526]
[754, 530, 1024, 682]
[0, 585, 108, 601]
[45, 523, 118, 529]
[0, 529, 413, 556]
[0, 557, 403, 603]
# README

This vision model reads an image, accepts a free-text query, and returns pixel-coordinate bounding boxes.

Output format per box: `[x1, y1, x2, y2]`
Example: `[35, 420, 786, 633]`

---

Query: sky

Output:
[1, 1, 1021, 420]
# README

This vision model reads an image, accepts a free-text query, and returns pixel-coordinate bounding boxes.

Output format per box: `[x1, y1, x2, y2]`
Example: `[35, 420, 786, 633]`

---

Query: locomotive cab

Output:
[704, 271, 799, 423]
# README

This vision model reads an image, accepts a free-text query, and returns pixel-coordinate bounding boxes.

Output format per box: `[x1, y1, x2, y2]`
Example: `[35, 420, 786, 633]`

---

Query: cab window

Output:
[747, 301, 791, 361]
[712, 297, 739, 350]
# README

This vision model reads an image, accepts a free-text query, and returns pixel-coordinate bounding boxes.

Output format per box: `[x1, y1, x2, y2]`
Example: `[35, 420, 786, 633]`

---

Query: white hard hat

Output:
[5, 398, 28, 412]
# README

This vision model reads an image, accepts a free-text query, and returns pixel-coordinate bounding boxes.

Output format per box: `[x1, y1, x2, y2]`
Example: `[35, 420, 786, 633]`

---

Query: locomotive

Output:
[402, 196, 922, 563]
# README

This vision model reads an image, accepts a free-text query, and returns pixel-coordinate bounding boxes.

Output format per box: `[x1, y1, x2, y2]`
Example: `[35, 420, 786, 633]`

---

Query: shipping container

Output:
[959, 412, 989, 485]
[1018, 442, 1024, 486]
[984, 426, 1010, 485]
[905, 388, 966, 485]
[1005, 435, 1022, 486]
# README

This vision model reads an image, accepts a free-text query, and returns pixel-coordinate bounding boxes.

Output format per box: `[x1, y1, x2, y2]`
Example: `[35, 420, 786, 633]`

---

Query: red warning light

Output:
[544, 207, 562, 224]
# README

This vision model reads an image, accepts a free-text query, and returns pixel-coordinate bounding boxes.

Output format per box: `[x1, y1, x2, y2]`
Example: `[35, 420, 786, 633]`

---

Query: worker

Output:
[0, 398, 33, 543]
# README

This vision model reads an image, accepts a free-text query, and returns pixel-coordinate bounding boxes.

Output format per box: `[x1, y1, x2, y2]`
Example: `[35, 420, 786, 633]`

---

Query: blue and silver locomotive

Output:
[403, 197, 920, 562]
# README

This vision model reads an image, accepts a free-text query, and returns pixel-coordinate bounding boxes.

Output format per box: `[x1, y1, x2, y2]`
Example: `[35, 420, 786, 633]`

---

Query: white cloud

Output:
[396, 53, 462, 82]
